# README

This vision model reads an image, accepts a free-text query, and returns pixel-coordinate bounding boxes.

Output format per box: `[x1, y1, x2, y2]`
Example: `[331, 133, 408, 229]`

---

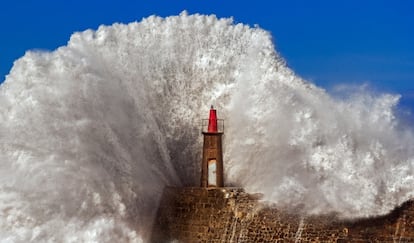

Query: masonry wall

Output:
[151, 187, 414, 242]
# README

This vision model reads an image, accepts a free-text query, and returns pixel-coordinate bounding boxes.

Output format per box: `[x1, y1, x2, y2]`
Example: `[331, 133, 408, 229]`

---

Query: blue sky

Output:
[1, 0, 413, 108]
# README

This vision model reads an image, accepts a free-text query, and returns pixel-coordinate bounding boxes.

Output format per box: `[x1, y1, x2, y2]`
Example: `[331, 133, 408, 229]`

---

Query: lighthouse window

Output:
[208, 159, 217, 186]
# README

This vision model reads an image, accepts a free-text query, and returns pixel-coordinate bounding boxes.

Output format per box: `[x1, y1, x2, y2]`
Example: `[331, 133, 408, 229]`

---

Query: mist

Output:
[1, 12, 413, 242]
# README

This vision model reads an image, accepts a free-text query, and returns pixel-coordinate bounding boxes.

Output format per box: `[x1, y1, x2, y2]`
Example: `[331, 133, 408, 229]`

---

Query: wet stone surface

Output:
[151, 187, 414, 242]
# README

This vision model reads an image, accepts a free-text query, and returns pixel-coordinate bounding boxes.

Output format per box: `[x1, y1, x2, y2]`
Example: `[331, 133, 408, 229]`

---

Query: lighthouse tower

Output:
[200, 106, 224, 187]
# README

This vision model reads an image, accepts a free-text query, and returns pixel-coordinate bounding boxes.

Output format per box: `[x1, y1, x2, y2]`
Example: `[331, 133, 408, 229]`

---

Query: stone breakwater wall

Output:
[151, 187, 414, 242]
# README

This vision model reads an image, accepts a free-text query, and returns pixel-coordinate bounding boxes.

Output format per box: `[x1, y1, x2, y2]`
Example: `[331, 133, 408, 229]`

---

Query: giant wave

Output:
[1, 12, 414, 242]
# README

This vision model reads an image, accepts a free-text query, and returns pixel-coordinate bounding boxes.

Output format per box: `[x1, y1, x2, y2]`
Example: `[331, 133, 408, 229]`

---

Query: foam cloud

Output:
[0, 13, 413, 242]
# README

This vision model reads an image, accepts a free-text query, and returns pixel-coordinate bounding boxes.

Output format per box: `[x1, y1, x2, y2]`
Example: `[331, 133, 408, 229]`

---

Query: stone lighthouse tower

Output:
[200, 106, 224, 187]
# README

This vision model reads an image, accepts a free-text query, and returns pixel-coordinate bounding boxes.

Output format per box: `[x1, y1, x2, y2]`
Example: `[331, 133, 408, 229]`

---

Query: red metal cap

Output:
[208, 105, 218, 132]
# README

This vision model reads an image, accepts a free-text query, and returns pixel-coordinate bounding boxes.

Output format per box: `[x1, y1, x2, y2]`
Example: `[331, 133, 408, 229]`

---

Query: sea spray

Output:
[1, 12, 414, 242]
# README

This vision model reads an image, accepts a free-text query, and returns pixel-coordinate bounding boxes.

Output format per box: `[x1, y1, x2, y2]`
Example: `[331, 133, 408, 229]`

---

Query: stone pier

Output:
[151, 187, 414, 242]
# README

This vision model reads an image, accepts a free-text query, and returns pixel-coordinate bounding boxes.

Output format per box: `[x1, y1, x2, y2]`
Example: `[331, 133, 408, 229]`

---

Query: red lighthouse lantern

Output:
[207, 106, 218, 133]
[200, 106, 224, 187]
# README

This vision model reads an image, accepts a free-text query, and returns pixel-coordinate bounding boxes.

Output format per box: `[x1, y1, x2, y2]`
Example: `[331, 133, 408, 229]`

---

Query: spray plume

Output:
[1, 12, 414, 242]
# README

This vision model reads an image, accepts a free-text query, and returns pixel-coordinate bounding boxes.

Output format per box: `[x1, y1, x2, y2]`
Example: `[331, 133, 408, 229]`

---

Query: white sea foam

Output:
[1, 12, 414, 242]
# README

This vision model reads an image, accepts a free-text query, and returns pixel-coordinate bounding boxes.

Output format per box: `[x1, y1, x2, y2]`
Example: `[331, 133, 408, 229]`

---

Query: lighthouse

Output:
[200, 106, 224, 187]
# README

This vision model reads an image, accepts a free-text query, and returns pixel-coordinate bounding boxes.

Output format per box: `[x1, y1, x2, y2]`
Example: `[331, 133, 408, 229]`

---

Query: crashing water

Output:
[1, 12, 414, 242]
